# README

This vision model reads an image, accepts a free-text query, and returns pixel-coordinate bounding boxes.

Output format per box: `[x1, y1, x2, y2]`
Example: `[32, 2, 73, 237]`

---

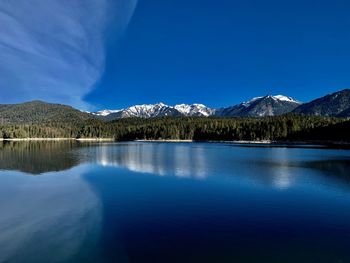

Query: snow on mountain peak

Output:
[174, 103, 213, 117]
[241, 95, 300, 107]
[90, 95, 301, 119]
[92, 109, 121, 116]
[123, 102, 171, 117]
[272, 95, 300, 103]
[241, 96, 263, 107]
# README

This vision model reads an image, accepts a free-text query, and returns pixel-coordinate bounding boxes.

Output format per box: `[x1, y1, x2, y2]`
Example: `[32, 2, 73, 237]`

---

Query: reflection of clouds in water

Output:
[95, 143, 208, 179]
[0, 166, 101, 262]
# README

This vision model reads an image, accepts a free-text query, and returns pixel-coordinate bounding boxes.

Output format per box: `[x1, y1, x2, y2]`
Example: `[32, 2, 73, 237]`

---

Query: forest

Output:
[1, 114, 349, 143]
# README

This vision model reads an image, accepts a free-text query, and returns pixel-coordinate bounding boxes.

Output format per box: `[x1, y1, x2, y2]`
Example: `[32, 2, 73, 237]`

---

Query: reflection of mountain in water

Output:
[91, 143, 208, 179]
[245, 148, 299, 190]
[0, 141, 83, 174]
[1, 141, 349, 190]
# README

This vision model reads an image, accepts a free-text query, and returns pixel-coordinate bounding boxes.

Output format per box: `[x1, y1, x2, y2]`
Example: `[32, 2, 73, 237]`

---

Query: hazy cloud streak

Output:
[0, 0, 137, 108]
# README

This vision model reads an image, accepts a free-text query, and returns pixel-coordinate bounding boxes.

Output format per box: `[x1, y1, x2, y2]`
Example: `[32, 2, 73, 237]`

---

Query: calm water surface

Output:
[0, 141, 350, 263]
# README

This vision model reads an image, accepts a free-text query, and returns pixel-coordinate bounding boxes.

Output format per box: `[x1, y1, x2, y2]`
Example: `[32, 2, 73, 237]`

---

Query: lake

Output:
[0, 141, 350, 263]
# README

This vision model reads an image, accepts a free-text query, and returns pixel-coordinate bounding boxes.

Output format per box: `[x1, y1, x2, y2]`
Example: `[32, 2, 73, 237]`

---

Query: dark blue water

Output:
[0, 141, 350, 263]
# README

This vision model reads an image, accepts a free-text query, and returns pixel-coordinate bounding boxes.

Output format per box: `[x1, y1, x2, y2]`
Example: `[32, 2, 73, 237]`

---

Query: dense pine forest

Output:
[1, 114, 349, 143]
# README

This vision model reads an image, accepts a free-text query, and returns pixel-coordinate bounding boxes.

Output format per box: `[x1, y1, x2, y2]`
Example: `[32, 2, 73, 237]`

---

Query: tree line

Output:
[1, 114, 349, 142]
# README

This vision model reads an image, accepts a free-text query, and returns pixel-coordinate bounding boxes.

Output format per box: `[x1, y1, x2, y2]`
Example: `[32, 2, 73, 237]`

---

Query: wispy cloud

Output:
[0, 0, 137, 109]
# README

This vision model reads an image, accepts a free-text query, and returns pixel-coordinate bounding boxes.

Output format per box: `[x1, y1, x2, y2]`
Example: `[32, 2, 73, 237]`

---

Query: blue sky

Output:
[1, 0, 350, 110]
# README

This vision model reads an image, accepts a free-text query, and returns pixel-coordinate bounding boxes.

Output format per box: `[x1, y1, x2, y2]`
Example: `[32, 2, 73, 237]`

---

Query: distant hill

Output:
[216, 95, 301, 117]
[293, 89, 350, 117]
[0, 100, 95, 125]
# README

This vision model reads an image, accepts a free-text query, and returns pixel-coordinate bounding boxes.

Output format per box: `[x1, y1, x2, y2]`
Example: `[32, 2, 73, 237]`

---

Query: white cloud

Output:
[0, 0, 137, 109]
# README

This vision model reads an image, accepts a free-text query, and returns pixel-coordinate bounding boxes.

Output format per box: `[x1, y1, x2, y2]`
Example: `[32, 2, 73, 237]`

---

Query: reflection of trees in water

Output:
[0, 142, 104, 261]
[297, 159, 350, 184]
[1, 141, 349, 189]
[0, 141, 84, 174]
[0, 141, 209, 178]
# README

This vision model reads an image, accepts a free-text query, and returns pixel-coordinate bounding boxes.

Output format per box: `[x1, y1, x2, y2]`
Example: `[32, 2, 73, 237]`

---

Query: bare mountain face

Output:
[293, 89, 350, 117]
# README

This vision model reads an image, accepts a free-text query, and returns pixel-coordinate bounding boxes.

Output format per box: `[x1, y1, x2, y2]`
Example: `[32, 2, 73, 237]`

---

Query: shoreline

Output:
[0, 138, 349, 148]
[135, 139, 348, 145]
[0, 138, 115, 142]
[135, 139, 194, 143]
[135, 139, 350, 149]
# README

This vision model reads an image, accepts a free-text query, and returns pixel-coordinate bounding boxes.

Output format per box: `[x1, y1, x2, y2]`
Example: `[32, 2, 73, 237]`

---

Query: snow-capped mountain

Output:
[92, 95, 301, 120]
[92, 103, 217, 120]
[216, 95, 301, 117]
[174, 104, 214, 117]
[114, 103, 182, 119]
[273, 95, 299, 103]
[241, 95, 299, 107]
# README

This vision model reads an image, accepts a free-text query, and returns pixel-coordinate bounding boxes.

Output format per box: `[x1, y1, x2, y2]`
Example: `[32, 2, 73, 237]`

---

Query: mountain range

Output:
[91, 95, 302, 120]
[0, 89, 349, 125]
[91, 89, 350, 120]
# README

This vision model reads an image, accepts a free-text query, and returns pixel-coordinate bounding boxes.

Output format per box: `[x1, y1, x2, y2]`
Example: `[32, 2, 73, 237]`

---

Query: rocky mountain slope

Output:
[293, 89, 350, 117]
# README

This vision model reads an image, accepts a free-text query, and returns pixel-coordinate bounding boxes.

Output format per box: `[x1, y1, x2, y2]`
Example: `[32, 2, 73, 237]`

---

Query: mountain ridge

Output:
[1, 90, 349, 125]
[92, 95, 302, 120]
[91, 90, 350, 119]
[215, 95, 301, 117]
[293, 89, 350, 117]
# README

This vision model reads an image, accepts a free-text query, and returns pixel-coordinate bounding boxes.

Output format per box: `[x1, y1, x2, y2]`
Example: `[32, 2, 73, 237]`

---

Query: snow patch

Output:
[92, 109, 122, 116]
[272, 95, 299, 103]
[174, 104, 213, 117]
